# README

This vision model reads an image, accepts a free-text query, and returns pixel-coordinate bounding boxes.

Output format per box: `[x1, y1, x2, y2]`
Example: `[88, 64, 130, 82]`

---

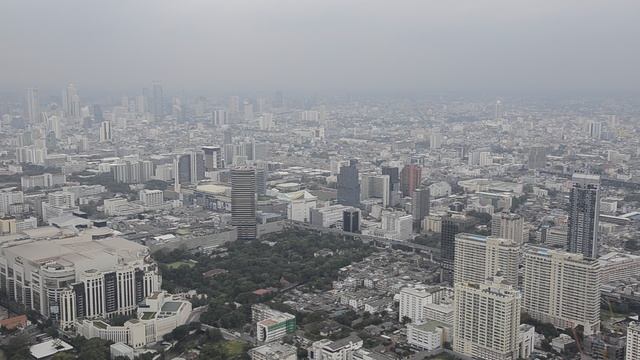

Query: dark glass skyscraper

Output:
[567, 173, 600, 258]
[337, 159, 360, 207]
[342, 208, 360, 233]
[411, 188, 430, 230]
[441, 213, 472, 269]
[382, 166, 399, 192]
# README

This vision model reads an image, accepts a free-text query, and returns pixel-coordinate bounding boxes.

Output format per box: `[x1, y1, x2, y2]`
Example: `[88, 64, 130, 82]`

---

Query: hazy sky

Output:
[2, 0, 639, 95]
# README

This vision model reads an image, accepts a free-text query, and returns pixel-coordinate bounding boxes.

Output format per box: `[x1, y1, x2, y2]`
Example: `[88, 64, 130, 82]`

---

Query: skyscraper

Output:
[212, 109, 227, 127]
[495, 99, 503, 120]
[400, 164, 421, 197]
[360, 174, 390, 207]
[177, 151, 204, 184]
[63, 83, 80, 119]
[99, 121, 112, 143]
[231, 167, 257, 240]
[454, 234, 519, 287]
[342, 208, 360, 233]
[255, 167, 267, 196]
[202, 146, 222, 171]
[411, 188, 430, 230]
[527, 146, 546, 169]
[152, 81, 164, 121]
[25, 88, 40, 123]
[440, 213, 473, 269]
[381, 166, 399, 193]
[453, 277, 520, 359]
[336, 159, 360, 207]
[491, 212, 524, 245]
[567, 173, 601, 258]
[522, 247, 601, 335]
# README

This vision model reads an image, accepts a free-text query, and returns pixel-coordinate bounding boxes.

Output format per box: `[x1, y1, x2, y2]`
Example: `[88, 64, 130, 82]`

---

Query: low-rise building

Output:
[249, 342, 297, 360]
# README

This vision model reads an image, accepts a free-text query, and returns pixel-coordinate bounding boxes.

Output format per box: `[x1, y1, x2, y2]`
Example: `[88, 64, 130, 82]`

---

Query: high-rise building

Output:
[342, 208, 360, 233]
[400, 164, 421, 197]
[228, 96, 240, 114]
[491, 212, 524, 245]
[527, 146, 547, 169]
[454, 234, 519, 287]
[25, 88, 40, 123]
[627, 322, 640, 360]
[430, 132, 442, 149]
[567, 173, 601, 258]
[588, 121, 603, 140]
[255, 168, 267, 196]
[212, 109, 227, 126]
[202, 146, 222, 171]
[411, 188, 430, 230]
[522, 247, 601, 335]
[176, 151, 204, 185]
[139, 189, 163, 207]
[99, 121, 112, 143]
[360, 174, 390, 207]
[495, 99, 504, 120]
[231, 167, 257, 240]
[152, 81, 164, 120]
[381, 166, 399, 192]
[453, 277, 520, 360]
[337, 159, 360, 207]
[440, 213, 473, 269]
[62, 83, 80, 119]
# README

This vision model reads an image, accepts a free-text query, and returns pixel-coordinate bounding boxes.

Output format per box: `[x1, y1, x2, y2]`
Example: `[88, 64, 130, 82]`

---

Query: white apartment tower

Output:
[453, 277, 520, 360]
[522, 247, 601, 335]
[454, 234, 519, 287]
[627, 322, 640, 360]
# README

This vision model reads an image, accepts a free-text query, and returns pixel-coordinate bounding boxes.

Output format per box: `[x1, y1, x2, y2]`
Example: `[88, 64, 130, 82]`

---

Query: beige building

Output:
[522, 247, 601, 335]
[491, 212, 524, 244]
[627, 322, 640, 360]
[454, 234, 519, 287]
[453, 277, 521, 359]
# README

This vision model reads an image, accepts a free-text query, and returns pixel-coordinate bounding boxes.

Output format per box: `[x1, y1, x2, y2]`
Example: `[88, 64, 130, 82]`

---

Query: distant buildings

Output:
[337, 159, 360, 207]
[99, 121, 112, 143]
[567, 173, 601, 258]
[231, 167, 257, 240]
[523, 247, 601, 335]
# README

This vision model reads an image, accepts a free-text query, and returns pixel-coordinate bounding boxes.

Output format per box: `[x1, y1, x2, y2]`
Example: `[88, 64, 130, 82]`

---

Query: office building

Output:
[152, 81, 164, 120]
[308, 336, 363, 360]
[627, 322, 640, 360]
[63, 83, 80, 119]
[139, 189, 163, 208]
[523, 247, 601, 335]
[381, 166, 399, 192]
[400, 164, 421, 197]
[440, 213, 473, 269]
[99, 121, 112, 143]
[25, 88, 40, 123]
[202, 146, 222, 171]
[176, 151, 205, 185]
[231, 167, 257, 240]
[252, 304, 296, 343]
[360, 174, 390, 207]
[310, 204, 350, 228]
[411, 188, 430, 230]
[255, 167, 267, 196]
[337, 159, 360, 207]
[567, 173, 600, 258]
[454, 234, 519, 287]
[453, 277, 520, 360]
[342, 208, 360, 233]
[281, 190, 317, 222]
[249, 343, 297, 360]
[212, 109, 227, 126]
[491, 212, 524, 245]
[527, 146, 547, 169]
[381, 211, 412, 241]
